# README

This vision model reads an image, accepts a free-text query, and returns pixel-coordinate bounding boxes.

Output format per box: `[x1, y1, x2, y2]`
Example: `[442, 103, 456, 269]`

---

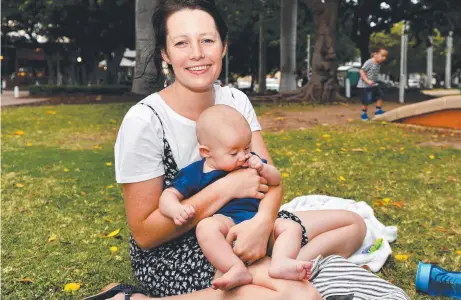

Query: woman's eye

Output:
[175, 41, 186, 46]
[203, 39, 214, 44]
[231, 153, 237, 156]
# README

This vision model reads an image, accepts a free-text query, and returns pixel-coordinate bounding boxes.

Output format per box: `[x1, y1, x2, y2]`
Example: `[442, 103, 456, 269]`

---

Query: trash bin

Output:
[347, 68, 360, 88]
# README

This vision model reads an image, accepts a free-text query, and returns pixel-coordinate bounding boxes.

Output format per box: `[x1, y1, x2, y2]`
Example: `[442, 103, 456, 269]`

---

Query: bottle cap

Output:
[415, 261, 432, 293]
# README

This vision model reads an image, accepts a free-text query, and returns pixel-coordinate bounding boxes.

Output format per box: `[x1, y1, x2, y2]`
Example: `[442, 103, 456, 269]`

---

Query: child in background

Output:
[159, 105, 312, 291]
[357, 47, 389, 121]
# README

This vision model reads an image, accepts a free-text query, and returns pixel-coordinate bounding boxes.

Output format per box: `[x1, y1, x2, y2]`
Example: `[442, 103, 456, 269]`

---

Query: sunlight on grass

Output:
[2, 103, 460, 299]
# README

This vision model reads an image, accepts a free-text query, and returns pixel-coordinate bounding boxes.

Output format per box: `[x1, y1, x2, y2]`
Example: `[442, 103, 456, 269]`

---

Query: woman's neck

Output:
[162, 82, 215, 121]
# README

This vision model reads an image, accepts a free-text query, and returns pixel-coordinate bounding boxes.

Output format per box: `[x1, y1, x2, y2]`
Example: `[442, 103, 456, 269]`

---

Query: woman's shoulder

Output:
[215, 85, 251, 107]
[123, 93, 164, 123]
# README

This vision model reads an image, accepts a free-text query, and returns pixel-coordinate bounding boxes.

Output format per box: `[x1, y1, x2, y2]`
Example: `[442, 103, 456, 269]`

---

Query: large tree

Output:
[132, 0, 160, 95]
[300, 0, 340, 102]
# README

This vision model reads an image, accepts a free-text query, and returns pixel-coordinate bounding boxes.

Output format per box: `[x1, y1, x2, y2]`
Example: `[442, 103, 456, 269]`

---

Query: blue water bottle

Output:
[416, 261, 461, 299]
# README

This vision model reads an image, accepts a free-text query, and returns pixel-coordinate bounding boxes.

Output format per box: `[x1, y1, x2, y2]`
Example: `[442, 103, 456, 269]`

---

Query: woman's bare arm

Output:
[124, 176, 233, 249]
[250, 131, 282, 223]
[124, 164, 269, 249]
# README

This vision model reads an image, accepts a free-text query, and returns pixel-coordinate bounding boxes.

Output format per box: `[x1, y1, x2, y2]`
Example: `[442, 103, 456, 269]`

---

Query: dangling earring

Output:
[162, 61, 170, 87]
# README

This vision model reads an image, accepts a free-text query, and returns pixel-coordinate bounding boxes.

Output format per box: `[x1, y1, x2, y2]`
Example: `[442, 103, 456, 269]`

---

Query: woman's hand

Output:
[226, 214, 273, 264]
[225, 168, 269, 200]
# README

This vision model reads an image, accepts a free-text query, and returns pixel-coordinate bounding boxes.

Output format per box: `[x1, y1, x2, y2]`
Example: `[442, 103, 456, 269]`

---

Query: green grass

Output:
[2, 103, 460, 299]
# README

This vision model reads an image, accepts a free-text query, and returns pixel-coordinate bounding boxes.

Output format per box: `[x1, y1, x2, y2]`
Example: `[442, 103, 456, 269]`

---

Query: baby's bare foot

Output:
[211, 263, 253, 291]
[269, 258, 312, 281]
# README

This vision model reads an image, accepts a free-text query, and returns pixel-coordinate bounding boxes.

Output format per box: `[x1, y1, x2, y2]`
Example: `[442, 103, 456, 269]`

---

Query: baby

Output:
[159, 105, 311, 291]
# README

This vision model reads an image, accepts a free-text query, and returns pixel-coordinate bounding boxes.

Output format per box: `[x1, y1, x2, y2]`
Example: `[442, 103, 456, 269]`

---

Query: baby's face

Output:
[208, 131, 252, 172]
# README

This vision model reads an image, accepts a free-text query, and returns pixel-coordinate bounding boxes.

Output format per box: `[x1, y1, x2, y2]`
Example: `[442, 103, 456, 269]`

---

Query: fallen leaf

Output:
[93, 145, 103, 150]
[26, 142, 33, 147]
[46, 110, 57, 115]
[81, 191, 87, 196]
[48, 234, 57, 242]
[381, 121, 388, 125]
[383, 198, 391, 204]
[322, 134, 331, 138]
[110, 246, 118, 253]
[106, 185, 114, 189]
[63, 168, 69, 172]
[274, 117, 285, 121]
[347, 118, 354, 122]
[394, 254, 409, 261]
[435, 227, 447, 233]
[15, 183, 25, 188]
[456, 250, 461, 255]
[64, 282, 81, 292]
[103, 217, 113, 223]
[429, 154, 435, 160]
[339, 176, 345, 182]
[392, 200, 405, 208]
[107, 197, 114, 201]
[106, 228, 121, 238]
[15, 130, 25, 136]
[352, 148, 364, 152]
[315, 148, 322, 152]
[374, 200, 384, 207]
[282, 172, 289, 178]
[16, 277, 33, 284]
[448, 176, 457, 182]
[105, 162, 112, 167]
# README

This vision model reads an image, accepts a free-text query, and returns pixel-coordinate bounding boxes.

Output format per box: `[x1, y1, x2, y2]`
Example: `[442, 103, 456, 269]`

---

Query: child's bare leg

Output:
[268, 219, 312, 281]
[196, 215, 252, 291]
[376, 99, 383, 107]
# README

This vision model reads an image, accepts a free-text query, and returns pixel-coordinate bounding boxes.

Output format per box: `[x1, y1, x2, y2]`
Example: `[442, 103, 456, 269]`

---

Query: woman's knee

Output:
[348, 211, 367, 240]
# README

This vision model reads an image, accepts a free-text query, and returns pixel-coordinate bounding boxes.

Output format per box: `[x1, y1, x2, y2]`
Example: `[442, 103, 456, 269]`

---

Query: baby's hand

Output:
[172, 204, 195, 226]
[247, 154, 264, 173]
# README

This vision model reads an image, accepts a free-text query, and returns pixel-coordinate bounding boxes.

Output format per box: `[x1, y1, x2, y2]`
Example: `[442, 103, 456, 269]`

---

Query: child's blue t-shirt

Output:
[167, 153, 267, 224]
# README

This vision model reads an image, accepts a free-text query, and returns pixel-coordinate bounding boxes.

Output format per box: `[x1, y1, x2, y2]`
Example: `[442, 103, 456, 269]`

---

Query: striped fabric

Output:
[311, 256, 410, 300]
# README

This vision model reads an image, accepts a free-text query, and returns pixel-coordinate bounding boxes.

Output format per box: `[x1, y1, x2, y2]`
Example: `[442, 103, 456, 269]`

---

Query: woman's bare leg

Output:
[295, 210, 366, 260]
[111, 258, 321, 300]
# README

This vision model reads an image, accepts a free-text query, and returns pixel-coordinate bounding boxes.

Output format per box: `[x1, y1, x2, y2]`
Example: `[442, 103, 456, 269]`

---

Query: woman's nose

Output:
[189, 41, 204, 60]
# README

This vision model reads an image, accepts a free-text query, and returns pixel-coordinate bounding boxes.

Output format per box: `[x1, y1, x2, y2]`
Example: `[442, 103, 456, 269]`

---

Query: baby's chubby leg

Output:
[159, 188, 195, 226]
[268, 218, 312, 281]
[196, 215, 252, 291]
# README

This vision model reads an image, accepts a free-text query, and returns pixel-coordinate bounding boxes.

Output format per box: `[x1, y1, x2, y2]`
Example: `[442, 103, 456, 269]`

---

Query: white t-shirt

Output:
[114, 85, 261, 183]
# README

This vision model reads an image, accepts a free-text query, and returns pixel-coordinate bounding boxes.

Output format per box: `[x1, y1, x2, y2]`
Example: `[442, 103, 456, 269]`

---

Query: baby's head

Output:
[196, 105, 252, 172]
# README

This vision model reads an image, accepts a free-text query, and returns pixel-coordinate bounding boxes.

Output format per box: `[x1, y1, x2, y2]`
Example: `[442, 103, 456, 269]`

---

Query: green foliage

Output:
[370, 23, 447, 78]
[28, 85, 131, 96]
[2, 103, 460, 299]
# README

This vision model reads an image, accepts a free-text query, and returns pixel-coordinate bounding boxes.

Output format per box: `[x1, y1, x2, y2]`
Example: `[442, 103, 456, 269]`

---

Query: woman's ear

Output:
[161, 48, 171, 64]
[199, 145, 211, 158]
[221, 42, 228, 59]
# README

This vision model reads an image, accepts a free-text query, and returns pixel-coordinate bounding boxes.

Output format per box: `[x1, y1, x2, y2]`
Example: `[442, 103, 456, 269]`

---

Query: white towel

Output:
[280, 195, 398, 272]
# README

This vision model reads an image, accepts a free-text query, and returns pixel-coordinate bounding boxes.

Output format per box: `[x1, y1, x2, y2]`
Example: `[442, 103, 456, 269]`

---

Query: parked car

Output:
[266, 78, 279, 92]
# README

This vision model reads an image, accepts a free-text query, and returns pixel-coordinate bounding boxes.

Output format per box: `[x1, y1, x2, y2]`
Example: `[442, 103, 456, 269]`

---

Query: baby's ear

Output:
[199, 145, 211, 158]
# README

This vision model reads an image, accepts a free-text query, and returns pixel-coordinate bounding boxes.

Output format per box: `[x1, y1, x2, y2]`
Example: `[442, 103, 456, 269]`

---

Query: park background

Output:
[1, 0, 461, 299]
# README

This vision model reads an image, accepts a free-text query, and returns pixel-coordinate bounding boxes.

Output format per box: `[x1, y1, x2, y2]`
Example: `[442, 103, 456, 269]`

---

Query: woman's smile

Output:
[186, 64, 212, 75]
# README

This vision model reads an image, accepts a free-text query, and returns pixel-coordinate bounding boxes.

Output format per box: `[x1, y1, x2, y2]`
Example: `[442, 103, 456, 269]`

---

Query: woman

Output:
[86, 1, 409, 299]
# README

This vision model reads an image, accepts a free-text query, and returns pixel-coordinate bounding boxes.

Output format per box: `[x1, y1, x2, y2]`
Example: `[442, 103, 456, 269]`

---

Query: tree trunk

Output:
[300, 0, 340, 103]
[258, 8, 267, 93]
[280, 0, 298, 92]
[46, 53, 56, 85]
[358, 30, 371, 65]
[132, 0, 160, 95]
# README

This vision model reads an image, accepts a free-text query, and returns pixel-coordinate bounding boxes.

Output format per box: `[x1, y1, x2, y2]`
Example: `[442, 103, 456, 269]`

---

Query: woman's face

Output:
[162, 9, 226, 92]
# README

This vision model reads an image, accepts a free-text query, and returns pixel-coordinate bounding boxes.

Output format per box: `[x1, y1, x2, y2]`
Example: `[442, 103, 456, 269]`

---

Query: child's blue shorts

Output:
[361, 85, 385, 105]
